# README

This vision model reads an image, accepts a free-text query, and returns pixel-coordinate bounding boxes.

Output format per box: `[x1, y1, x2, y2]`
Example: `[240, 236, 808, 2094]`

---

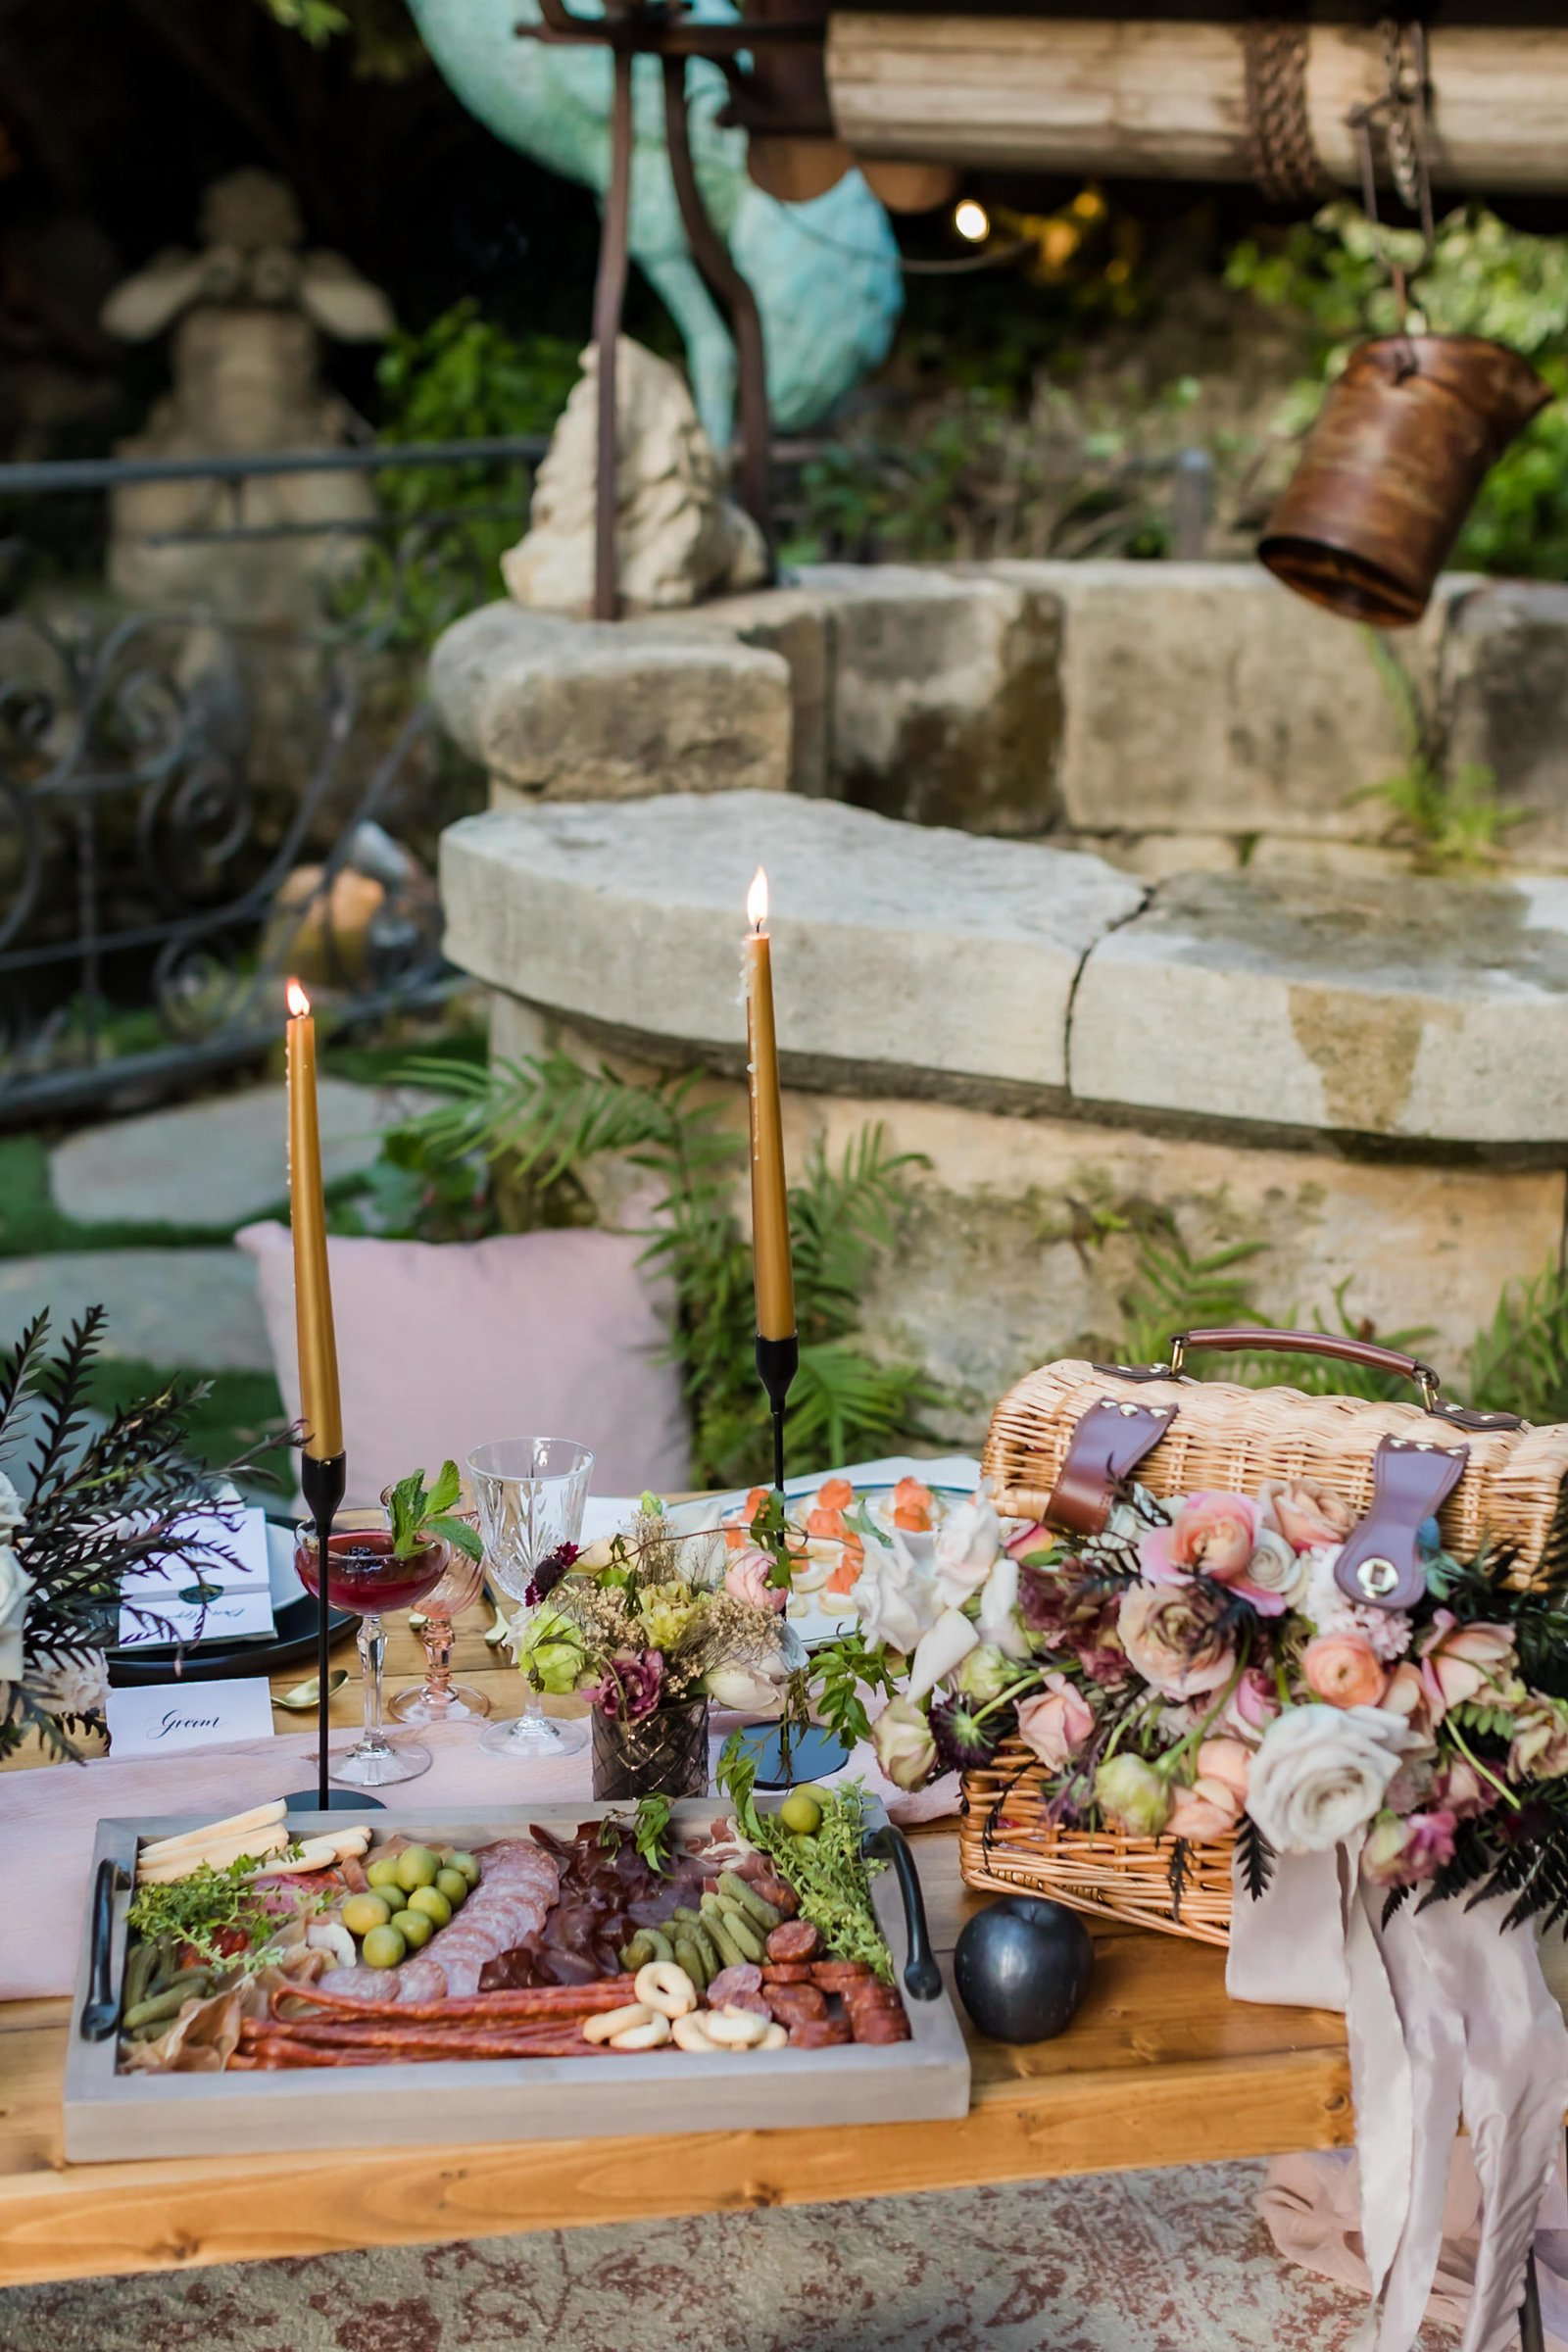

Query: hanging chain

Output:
[1348, 17, 1437, 319]
[1244, 19, 1335, 205]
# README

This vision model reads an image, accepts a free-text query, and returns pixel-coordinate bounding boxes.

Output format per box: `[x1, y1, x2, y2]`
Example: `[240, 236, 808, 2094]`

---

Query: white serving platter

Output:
[64, 1799, 971, 2162]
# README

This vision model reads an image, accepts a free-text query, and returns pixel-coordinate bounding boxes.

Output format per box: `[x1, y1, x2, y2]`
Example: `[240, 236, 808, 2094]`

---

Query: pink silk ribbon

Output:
[1229, 1841, 1568, 2352]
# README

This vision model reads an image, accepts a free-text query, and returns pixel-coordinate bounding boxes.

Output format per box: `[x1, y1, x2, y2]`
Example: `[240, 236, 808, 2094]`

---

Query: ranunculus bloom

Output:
[595, 1648, 664, 1722]
[1418, 1612, 1517, 1719]
[1302, 1632, 1388, 1710]
[1511, 1692, 1568, 1781]
[1167, 1739, 1252, 1839]
[871, 1695, 939, 1791]
[1096, 1752, 1172, 1837]
[933, 1485, 1004, 1607]
[1262, 1478, 1357, 1553]
[517, 1600, 594, 1696]
[1015, 1673, 1095, 1769]
[1247, 1703, 1415, 1854]
[1222, 1667, 1281, 1737]
[1140, 1494, 1258, 1585]
[1118, 1582, 1237, 1699]
[1361, 1806, 1458, 1887]
[724, 1546, 787, 1615]
[1242, 1527, 1311, 1612]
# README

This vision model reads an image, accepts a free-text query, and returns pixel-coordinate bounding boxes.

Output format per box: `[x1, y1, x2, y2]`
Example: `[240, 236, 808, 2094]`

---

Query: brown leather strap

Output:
[1334, 1436, 1469, 1612]
[1045, 1398, 1176, 1540]
[1170, 1325, 1444, 1399]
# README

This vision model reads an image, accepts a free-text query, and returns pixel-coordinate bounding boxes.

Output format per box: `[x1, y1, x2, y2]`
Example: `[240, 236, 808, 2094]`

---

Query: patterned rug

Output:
[0, 2162, 1451, 2352]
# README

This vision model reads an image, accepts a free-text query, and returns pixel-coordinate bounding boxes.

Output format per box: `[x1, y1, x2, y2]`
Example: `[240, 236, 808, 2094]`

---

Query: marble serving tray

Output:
[63, 1800, 972, 2162]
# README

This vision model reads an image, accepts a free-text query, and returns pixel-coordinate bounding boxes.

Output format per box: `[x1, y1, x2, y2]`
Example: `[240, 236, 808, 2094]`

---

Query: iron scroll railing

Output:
[0, 436, 546, 1124]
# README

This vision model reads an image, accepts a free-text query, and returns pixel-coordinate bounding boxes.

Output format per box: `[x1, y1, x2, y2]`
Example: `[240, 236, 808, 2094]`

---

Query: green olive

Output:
[393, 1844, 440, 1893]
[390, 1908, 433, 1950]
[366, 1856, 403, 1892]
[362, 1924, 407, 1969]
[340, 1892, 393, 1938]
[448, 1852, 480, 1887]
[779, 1788, 824, 1837]
[434, 1867, 468, 1908]
[407, 1885, 451, 1929]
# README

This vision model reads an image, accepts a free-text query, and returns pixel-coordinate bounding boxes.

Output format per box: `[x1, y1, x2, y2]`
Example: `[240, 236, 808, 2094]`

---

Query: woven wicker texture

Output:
[981, 1359, 1568, 1584]
[961, 1738, 1233, 1947]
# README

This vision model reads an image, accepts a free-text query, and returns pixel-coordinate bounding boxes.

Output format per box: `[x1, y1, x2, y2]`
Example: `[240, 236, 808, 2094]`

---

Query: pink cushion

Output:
[236, 1221, 690, 1508]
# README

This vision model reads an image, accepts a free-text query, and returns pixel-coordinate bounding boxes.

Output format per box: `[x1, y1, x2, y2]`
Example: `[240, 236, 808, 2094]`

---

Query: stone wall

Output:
[429, 562, 1568, 877]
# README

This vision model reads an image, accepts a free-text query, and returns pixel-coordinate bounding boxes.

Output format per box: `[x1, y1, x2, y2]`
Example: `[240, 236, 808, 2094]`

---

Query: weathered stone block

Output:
[987, 560, 1460, 840]
[1442, 580, 1568, 864]
[427, 601, 791, 803]
[1069, 867, 1568, 1144]
[441, 790, 1144, 1092]
[672, 585, 832, 798]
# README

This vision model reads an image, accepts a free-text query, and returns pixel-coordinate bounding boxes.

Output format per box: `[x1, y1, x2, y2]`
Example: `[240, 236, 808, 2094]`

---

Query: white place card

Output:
[105, 1676, 275, 1759]
[118, 1585, 276, 1649]
[121, 1505, 272, 1601]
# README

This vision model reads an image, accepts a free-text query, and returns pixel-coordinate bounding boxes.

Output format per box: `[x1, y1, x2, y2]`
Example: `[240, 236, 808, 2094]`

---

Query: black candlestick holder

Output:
[283, 1448, 380, 1813]
[755, 1331, 798, 1494]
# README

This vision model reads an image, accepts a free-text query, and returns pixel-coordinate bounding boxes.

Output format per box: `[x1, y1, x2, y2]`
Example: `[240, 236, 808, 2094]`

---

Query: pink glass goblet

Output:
[390, 1541, 493, 1726]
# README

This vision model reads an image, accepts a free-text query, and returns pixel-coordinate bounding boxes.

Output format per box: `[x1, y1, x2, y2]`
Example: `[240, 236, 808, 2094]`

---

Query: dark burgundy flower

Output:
[525, 1542, 580, 1608]
[596, 1648, 665, 1723]
[928, 1693, 1004, 1774]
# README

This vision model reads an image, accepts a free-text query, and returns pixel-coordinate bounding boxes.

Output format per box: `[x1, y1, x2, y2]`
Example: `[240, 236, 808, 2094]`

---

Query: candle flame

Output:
[747, 866, 768, 930]
[285, 978, 311, 1019]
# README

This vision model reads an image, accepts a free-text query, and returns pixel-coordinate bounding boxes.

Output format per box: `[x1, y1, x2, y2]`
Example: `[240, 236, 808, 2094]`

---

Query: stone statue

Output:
[503, 336, 767, 613]
[404, 0, 903, 449]
[101, 171, 395, 623]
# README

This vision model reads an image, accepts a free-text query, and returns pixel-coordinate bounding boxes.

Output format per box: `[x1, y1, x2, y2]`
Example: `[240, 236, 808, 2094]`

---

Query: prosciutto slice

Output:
[316, 1839, 561, 2005]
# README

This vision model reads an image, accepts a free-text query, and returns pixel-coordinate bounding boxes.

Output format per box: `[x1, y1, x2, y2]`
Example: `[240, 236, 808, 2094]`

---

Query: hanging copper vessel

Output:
[1258, 334, 1551, 625]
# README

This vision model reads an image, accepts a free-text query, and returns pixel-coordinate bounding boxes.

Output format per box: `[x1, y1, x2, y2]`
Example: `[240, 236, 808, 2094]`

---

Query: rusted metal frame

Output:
[590, 43, 637, 620]
[661, 51, 773, 554]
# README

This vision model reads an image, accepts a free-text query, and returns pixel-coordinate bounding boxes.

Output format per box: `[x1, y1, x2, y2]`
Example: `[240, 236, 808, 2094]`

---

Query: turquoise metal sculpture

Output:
[405, 0, 904, 445]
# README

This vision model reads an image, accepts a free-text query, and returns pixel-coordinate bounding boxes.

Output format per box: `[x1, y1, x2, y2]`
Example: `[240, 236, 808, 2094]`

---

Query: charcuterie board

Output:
[63, 1800, 971, 2161]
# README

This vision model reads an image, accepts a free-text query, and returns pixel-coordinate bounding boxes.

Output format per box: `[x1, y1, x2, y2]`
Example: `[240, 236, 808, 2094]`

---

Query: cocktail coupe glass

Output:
[468, 1438, 594, 1761]
[294, 1504, 448, 1788]
[388, 1528, 492, 1725]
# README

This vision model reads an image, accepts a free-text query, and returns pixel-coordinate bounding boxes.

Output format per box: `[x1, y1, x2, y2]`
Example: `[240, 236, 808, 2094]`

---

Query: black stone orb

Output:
[954, 1896, 1095, 2044]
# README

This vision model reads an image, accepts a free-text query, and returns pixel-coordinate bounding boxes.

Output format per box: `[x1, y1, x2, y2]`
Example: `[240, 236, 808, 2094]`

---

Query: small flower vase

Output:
[591, 1696, 710, 1802]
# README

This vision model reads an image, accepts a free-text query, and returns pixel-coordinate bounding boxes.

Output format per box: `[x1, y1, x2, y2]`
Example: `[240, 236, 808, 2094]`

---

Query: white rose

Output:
[24, 1649, 109, 1721]
[1248, 1703, 1417, 1855]
[0, 1472, 23, 1544]
[975, 1550, 1032, 1659]
[0, 1542, 33, 1685]
[1245, 1526, 1311, 1610]
[705, 1664, 786, 1716]
[933, 1485, 1004, 1607]
[849, 1527, 941, 1654]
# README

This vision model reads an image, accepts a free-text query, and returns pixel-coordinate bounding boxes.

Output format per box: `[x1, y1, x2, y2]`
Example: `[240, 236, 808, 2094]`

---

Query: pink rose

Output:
[1015, 1674, 1095, 1770]
[1222, 1666, 1281, 1737]
[1140, 1494, 1258, 1584]
[1418, 1612, 1516, 1720]
[1167, 1737, 1252, 1841]
[1303, 1633, 1388, 1710]
[1261, 1478, 1357, 1553]
[723, 1545, 787, 1615]
[1118, 1582, 1237, 1700]
[1361, 1807, 1458, 1888]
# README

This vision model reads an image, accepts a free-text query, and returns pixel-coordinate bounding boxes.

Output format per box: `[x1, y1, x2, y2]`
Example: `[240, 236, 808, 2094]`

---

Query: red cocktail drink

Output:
[296, 1527, 446, 1618]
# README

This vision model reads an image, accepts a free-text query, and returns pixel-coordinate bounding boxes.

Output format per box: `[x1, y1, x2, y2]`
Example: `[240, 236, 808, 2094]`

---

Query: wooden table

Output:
[0, 1608, 1351, 2288]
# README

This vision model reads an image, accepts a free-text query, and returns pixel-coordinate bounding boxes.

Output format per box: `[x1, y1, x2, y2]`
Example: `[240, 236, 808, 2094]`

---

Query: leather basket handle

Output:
[1167, 1325, 1444, 1408]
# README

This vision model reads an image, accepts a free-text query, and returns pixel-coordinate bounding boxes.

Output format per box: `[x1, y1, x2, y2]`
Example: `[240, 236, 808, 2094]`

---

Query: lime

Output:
[434, 1867, 468, 1908]
[340, 1892, 393, 1938]
[393, 1844, 440, 1894]
[779, 1788, 824, 1837]
[391, 1908, 433, 1950]
[362, 1924, 406, 1969]
[407, 1885, 452, 1929]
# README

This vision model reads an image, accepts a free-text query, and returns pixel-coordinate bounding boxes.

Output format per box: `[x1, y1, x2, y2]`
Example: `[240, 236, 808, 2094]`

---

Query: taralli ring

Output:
[671, 2013, 719, 2053]
[581, 2003, 652, 2045]
[703, 2006, 770, 2048]
[609, 2013, 672, 2051]
[634, 1960, 697, 2020]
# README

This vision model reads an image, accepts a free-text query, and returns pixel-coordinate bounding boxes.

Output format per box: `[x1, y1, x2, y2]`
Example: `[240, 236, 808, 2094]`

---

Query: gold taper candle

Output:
[744, 867, 796, 1342]
[285, 979, 343, 1460]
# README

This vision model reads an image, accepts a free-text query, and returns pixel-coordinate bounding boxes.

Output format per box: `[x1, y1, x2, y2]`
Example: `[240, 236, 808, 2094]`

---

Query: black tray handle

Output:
[862, 1823, 942, 2001]
[80, 1856, 127, 2041]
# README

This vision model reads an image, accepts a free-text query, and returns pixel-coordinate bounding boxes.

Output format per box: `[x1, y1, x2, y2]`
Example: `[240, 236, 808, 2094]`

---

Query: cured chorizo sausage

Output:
[787, 2016, 853, 2048]
[765, 1920, 821, 1963]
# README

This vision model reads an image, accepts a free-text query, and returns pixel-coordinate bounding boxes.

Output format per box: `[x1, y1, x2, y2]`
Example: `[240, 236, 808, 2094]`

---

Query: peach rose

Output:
[1262, 1478, 1357, 1553]
[1167, 1737, 1252, 1840]
[1015, 1674, 1095, 1770]
[1418, 1612, 1517, 1719]
[1118, 1582, 1238, 1699]
[1303, 1633, 1388, 1709]
[1140, 1493, 1258, 1584]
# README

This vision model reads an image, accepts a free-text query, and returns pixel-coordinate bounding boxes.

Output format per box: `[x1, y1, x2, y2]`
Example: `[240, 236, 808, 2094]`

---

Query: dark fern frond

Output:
[1167, 1837, 1191, 1923]
[1236, 1814, 1275, 1903]
[26, 1307, 107, 1499]
[0, 1311, 51, 1463]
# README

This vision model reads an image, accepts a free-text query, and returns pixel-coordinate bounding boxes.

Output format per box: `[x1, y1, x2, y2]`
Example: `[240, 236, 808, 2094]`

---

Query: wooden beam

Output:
[826, 16, 1568, 193]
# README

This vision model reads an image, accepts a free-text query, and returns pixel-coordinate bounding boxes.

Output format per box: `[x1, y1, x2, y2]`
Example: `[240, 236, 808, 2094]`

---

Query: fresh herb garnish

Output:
[633, 1793, 673, 1874]
[715, 1732, 892, 1982]
[125, 1856, 291, 1972]
[386, 1459, 484, 1562]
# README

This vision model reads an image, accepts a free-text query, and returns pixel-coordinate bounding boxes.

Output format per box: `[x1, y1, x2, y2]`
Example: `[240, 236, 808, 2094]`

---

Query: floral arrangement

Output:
[1, 1309, 259, 1762]
[514, 1498, 804, 1724]
[836, 1475, 1568, 1921]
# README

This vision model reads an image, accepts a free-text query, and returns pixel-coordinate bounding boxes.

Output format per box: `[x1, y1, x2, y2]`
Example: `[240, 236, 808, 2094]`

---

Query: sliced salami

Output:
[705, 1963, 763, 2007]
[765, 1920, 820, 1964]
[763, 1984, 827, 2026]
[787, 2016, 853, 2048]
[810, 1960, 874, 1988]
[849, 2009, 910, 2044]
[760, 1962, 814, 1984]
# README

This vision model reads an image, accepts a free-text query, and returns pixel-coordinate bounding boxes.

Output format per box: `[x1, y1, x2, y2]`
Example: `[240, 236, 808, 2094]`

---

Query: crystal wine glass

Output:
[468, 1437, 594, 1761]
[295, 1504, 448, 1788]
[389, 1533, 492, 1726]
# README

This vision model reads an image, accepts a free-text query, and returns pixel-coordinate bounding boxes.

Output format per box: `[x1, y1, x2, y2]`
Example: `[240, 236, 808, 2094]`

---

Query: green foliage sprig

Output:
[384, 1458, 483, 1562]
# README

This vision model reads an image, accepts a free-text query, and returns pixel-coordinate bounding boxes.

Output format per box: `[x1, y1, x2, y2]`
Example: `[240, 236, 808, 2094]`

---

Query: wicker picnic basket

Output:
[958, 1325, 1568, 1946]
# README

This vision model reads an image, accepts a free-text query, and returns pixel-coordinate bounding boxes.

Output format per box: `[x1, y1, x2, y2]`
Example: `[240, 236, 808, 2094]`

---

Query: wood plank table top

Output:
[0, 1606, 1351, 2288]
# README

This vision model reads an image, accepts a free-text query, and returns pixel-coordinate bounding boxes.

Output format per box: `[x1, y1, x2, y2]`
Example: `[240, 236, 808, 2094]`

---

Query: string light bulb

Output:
[954, 199, 991, 244]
